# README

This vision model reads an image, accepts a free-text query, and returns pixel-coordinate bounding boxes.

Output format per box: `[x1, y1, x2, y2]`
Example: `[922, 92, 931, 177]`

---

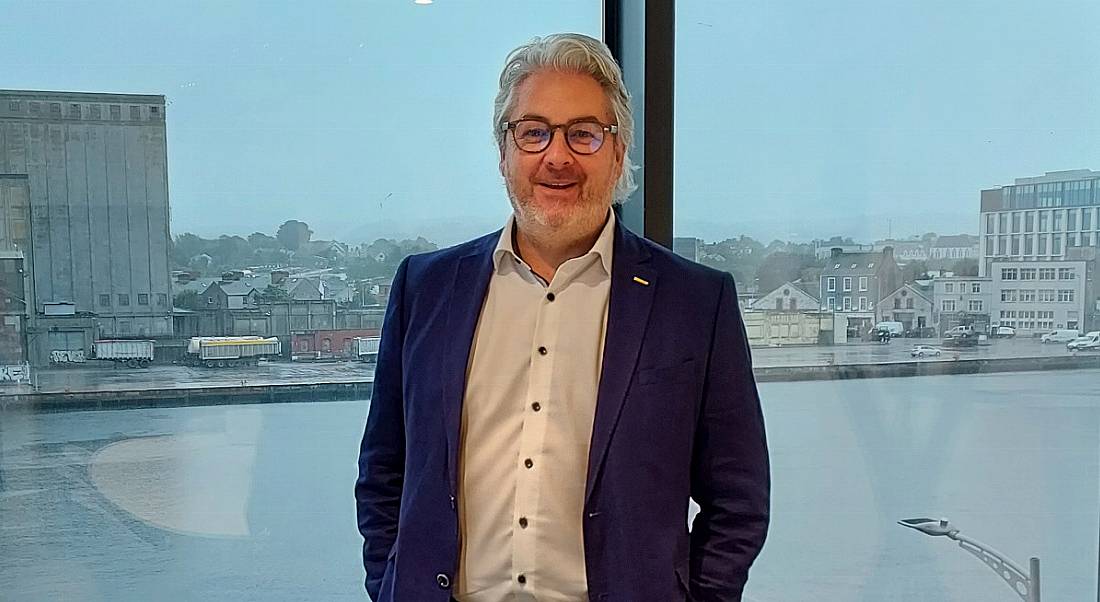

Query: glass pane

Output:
[1, 1, 601, 599]
[676, 1, 1100, 599]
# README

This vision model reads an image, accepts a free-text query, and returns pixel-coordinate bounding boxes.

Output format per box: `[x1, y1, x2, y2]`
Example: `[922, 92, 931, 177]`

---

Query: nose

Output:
[542, 127, 575, 168]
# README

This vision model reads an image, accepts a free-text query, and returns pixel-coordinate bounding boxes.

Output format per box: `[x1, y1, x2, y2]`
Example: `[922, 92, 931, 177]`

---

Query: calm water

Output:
[1, 370, 1098, 601]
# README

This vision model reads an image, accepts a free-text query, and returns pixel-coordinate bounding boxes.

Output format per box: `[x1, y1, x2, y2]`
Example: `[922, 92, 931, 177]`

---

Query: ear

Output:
[498, 144, 508, 177]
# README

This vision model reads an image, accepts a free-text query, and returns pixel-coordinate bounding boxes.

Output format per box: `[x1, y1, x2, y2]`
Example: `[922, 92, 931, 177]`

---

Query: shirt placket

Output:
[510, 268, 560, 593]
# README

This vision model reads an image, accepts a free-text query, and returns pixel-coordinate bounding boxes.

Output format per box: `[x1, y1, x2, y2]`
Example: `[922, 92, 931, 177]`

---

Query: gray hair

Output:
[493, 33, 637, 203]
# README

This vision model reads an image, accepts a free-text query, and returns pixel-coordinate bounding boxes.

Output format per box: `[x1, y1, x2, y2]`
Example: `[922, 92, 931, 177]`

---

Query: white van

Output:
[1041, 329, 1080, 343]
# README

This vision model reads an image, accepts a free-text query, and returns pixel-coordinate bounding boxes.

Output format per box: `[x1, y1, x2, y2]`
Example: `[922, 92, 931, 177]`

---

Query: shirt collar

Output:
[493, 209, 616, 277]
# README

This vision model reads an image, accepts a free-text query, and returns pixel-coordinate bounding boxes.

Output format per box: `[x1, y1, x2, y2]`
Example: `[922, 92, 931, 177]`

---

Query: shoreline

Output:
[2, 354, 1098, 412]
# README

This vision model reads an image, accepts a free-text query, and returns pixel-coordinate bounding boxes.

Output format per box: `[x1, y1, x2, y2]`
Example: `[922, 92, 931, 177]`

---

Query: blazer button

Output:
[436, 573, 451, 589]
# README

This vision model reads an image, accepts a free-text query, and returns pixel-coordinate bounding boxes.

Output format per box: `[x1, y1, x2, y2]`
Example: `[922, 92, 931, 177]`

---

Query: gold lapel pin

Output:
[633, 276, 650, 286]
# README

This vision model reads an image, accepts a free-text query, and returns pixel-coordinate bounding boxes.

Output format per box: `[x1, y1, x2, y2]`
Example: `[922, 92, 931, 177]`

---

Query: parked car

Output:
[944, 325, 975, 337]
[904, 326, 937, 338]
[1067, 332, 1100, 351]
[1041, 329, 1081, 344]
[910, 345, 942, 358]
[989, 326, 1016, 338]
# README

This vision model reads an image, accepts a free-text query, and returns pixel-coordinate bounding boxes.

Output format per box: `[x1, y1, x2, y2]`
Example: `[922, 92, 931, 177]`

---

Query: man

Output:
[356, 33, 769, 601]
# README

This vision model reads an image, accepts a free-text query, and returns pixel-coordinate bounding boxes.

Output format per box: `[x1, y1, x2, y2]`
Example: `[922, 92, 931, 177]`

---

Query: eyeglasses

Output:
[500, 118, 618, 155]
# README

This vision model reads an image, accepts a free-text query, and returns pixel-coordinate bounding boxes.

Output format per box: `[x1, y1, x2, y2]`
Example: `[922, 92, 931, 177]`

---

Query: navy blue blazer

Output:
[355, 221, 770, 601]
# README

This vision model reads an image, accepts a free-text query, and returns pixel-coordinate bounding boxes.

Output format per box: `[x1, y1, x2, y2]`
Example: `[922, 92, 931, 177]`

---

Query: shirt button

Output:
[537, 346, 548, 355]
[436, 573, 451, 589]
[517, 574, 527, 585]
[531, 402, 541, 412]
[519, 517, 528, 528]
[524, 458, 533, 469]
[546, 292, 555, 302]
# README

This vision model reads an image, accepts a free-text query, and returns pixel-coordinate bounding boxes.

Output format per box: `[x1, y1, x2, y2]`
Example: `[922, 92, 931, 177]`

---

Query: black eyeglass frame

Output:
[499, 118, 619, 155]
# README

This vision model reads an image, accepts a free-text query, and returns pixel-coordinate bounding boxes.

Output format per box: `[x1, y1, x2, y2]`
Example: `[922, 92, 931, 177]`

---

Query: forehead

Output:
[510, 69, 613, 122]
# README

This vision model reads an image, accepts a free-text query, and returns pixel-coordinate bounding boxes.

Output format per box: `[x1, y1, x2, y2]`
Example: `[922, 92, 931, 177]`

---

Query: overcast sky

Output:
[5, 0, 1099, 246]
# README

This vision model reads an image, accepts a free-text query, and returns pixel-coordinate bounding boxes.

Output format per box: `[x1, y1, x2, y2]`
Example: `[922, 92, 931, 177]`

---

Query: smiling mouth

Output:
[539, 182, 578, 190]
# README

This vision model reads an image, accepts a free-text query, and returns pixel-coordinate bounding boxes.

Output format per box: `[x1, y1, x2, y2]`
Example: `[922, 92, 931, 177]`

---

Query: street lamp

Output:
[898, 517, 1040, 601]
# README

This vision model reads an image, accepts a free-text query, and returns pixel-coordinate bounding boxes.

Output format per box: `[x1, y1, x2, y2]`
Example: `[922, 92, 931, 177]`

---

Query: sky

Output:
[4, 0, 1099, 247]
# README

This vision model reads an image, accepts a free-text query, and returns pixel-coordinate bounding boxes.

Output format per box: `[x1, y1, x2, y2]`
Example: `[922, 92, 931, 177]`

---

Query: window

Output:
[985, 213, 995, 233]
[1000, 268, 1017, 280]
[1025, 212, 1034, 232]
[1068, 209, 1077, 230]
[1084, 209, 1093, 230]
[776, 298, 784, 310]
[971, 283, 981, 293]
[842, 297, 852, 311]
[68, 103, 81, 118]
[1058, 290, 1075, 303]
[894, 298, 901, 309]
[1038, 289, 1056, 303]
[827, 277, 836, 292]
[117, 293, 130, 306]
[1052, 234, 1062, 255]
[827, 296, 835, 310]
[1000, 290, 1016, 302]
[98, 294, 110, 307]
[8, 100, 21, 112]
[109, 104, 121, 120]
[1039, 268, 1056, 280]
[156, 293, 167, 306]
[968, 300, 983, 312]
[944, 283, 954, 293]
[997, 236, 1007, 255]
[1039, 211, 1049, 231]
[941, 300, 956, 312]
[1024, 235, 1033, 255]
[905, 298, 913, 309]
[1058, 268, 1075, 280]
[984, 236, 993, 255]
[137, 293, 149, 305]
[1019, 268, 1036, 280]
[1019, 290, 1035, 303]
[1037, 235, 1047, 255]
[858, 276, 867, 291]
[49, 102, 61, 117]
[129, 105, 141, 120]
[998, 213, 1008, 233]
[1010, 235, 1020, 255]
[1011, 212, 1020, 232]
[1053, 211, 1063, 230]
[842, 277, 851, 292]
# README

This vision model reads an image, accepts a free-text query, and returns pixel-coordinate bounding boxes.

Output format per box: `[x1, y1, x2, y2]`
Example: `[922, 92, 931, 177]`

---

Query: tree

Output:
[276, 220, 313, 251]
[248, 232, 279, 249]
[901, 260, 931, 283]
[256, 284, 291, 303]
[173, 290, 199, 310]
[755, 252, 811, 294]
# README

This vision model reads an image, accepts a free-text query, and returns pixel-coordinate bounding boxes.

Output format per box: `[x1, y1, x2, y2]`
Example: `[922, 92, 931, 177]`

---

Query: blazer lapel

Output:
[585, 224, 656, 505]
[441, 237, 497, 492]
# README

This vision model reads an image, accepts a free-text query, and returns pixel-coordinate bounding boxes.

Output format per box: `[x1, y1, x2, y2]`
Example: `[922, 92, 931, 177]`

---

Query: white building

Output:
[931, 276, 992, 334]
[988, 255, 1097, 335]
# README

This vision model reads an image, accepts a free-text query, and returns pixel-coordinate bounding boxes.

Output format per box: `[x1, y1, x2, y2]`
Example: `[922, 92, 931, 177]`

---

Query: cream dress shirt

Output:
[453, 211, 615, 602]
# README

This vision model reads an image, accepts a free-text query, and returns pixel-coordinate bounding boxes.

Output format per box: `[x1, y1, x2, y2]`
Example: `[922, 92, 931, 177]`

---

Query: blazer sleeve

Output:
[354, 256, 411, 599]
[688, 272, 771, 600]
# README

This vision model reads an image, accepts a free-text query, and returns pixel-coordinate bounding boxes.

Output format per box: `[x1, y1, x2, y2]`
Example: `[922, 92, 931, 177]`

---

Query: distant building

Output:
[878, 284, 933, 332]
[988, 249, 1099, 335]
[979, 169, 1100, 277]
[931, 276, 992, 335]
[750, 281, 819, 312]
[929, 234, 979, 261]
[814, 242, 873, 260]
[819, 247, 901, 340]
[0, 90, 173, 365]
[873, 239, 928, 262]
